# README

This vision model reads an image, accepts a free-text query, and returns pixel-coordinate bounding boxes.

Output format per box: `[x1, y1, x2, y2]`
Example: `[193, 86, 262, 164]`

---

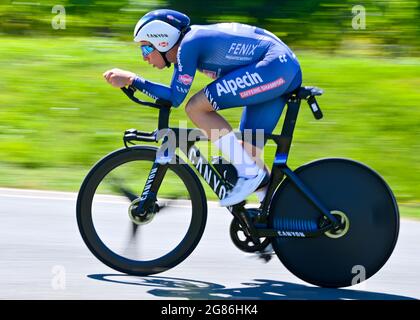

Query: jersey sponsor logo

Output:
[141, 89, 159, 100]
[228, 43, 258, 56]
[239, 77, 285, 99]
[279, 54, 288, 63]
[176, 85, 189, 94]
[177, 47, 183, 72]
[225, 55, 253, 62]
[205, 87, 219, 111]
[216, 72, 263, 97]
[159, 41, 169, 47]
[178, 74, 193, 86]
[226, 43, 258, 61]
[147, 33, 169, 38]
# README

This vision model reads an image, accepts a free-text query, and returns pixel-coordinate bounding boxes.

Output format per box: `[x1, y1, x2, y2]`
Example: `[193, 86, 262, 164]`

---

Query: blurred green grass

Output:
[0, 36, 419, 217]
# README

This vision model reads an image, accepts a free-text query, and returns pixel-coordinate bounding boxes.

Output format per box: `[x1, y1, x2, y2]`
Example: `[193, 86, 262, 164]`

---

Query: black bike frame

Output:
[121, 86, 340, 239]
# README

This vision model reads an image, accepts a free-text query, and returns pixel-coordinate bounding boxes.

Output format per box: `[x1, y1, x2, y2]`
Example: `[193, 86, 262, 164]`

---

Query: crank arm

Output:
[230, 203, 262, 246]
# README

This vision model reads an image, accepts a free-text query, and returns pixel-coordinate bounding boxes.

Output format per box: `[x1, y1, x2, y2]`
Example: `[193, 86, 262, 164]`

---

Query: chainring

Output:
[230, 209, 271, 253]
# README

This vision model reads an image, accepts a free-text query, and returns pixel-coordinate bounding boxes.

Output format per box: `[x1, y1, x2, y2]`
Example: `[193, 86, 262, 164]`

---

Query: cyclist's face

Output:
[140, 41, 166, 69]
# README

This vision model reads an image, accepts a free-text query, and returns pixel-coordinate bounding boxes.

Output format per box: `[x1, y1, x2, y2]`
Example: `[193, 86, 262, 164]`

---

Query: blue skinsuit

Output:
[132, 23, 302, 146]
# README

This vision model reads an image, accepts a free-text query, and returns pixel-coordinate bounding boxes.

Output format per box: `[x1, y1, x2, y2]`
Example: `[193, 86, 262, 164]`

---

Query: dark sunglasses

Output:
[140, 45, 155, 58]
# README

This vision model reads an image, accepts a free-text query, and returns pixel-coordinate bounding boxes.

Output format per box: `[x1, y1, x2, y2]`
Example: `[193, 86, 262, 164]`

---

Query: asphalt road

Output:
[0, 188, 419, 300]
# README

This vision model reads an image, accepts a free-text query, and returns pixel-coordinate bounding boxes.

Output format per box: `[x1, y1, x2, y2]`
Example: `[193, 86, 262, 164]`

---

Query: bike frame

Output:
[121, 86, 341, 241]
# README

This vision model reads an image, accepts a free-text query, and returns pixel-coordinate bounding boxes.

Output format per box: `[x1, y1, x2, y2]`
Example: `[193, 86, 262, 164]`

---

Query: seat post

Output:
[281, 95, 301, 139]
[272, 95, 302, 166]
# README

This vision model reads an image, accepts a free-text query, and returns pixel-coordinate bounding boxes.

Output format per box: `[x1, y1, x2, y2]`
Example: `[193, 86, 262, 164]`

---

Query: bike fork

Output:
[133, 161, 168, 216]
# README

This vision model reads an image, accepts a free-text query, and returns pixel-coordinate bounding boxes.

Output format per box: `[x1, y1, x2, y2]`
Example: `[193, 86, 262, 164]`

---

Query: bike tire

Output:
[268, 158, 399, 288]
[76, 146, 207, 276]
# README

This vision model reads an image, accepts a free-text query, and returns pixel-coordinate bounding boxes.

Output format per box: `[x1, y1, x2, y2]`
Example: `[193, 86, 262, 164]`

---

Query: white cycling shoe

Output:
[220, 168, 267, 207]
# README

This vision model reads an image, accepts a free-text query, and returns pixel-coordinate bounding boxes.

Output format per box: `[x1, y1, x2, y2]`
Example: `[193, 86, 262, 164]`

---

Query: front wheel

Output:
[268, 158, 399, 288]
[76, 146, 207, 276]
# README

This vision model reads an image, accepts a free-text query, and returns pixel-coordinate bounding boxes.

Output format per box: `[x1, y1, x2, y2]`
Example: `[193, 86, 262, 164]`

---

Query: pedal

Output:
[257, 252, 273, 263]
[257, 243, 274, 263]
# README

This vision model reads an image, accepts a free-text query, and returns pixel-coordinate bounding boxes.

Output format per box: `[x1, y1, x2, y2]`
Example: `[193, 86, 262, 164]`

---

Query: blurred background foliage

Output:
[0, 1, 419, 216]
[1, 0, 419, 56]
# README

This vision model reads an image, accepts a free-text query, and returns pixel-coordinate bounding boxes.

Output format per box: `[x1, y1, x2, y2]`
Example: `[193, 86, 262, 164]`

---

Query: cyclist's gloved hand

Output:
[103, 68, 137, 88]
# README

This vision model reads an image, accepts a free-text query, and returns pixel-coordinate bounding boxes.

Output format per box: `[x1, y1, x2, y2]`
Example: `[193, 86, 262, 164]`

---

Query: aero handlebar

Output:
[121, 85, 172, 109]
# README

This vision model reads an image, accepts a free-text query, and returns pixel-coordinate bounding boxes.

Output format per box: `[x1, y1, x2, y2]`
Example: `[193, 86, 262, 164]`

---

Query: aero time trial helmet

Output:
[133, 9, 191, 53]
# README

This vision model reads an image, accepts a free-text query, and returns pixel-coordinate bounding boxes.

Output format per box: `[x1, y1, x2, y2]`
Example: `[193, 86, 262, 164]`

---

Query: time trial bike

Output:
[76, 85, 399, 288]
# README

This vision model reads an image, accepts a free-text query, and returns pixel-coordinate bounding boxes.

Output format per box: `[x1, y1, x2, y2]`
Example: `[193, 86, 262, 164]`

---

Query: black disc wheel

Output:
[268, 158, 399, 288]
[77, 146, 207, 276]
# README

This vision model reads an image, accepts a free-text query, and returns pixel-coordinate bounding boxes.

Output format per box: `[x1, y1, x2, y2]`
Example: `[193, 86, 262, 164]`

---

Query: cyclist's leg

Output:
[239, 96, 288, 169]
[185, 89, 232, 141]
[238, 96, 288, 201]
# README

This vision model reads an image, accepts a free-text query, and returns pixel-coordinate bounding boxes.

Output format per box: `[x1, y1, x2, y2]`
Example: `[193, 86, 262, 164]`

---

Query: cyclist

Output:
[103, 9, 302, 206]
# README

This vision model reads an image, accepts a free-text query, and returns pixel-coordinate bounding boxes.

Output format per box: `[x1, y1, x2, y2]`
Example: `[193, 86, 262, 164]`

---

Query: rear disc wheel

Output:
[268, 158, 399, 288]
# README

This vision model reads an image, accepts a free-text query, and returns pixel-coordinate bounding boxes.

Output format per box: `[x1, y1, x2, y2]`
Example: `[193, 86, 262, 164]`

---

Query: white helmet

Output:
[134, 9, 191, 53]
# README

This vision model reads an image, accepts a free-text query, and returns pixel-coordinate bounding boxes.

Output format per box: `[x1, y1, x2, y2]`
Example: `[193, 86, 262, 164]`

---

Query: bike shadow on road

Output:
[88, 274, 416, 300]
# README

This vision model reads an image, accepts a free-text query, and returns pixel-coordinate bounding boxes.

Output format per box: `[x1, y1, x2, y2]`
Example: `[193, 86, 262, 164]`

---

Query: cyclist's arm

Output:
[131, 39, 198, 107]
[131, 76, 173, 102]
